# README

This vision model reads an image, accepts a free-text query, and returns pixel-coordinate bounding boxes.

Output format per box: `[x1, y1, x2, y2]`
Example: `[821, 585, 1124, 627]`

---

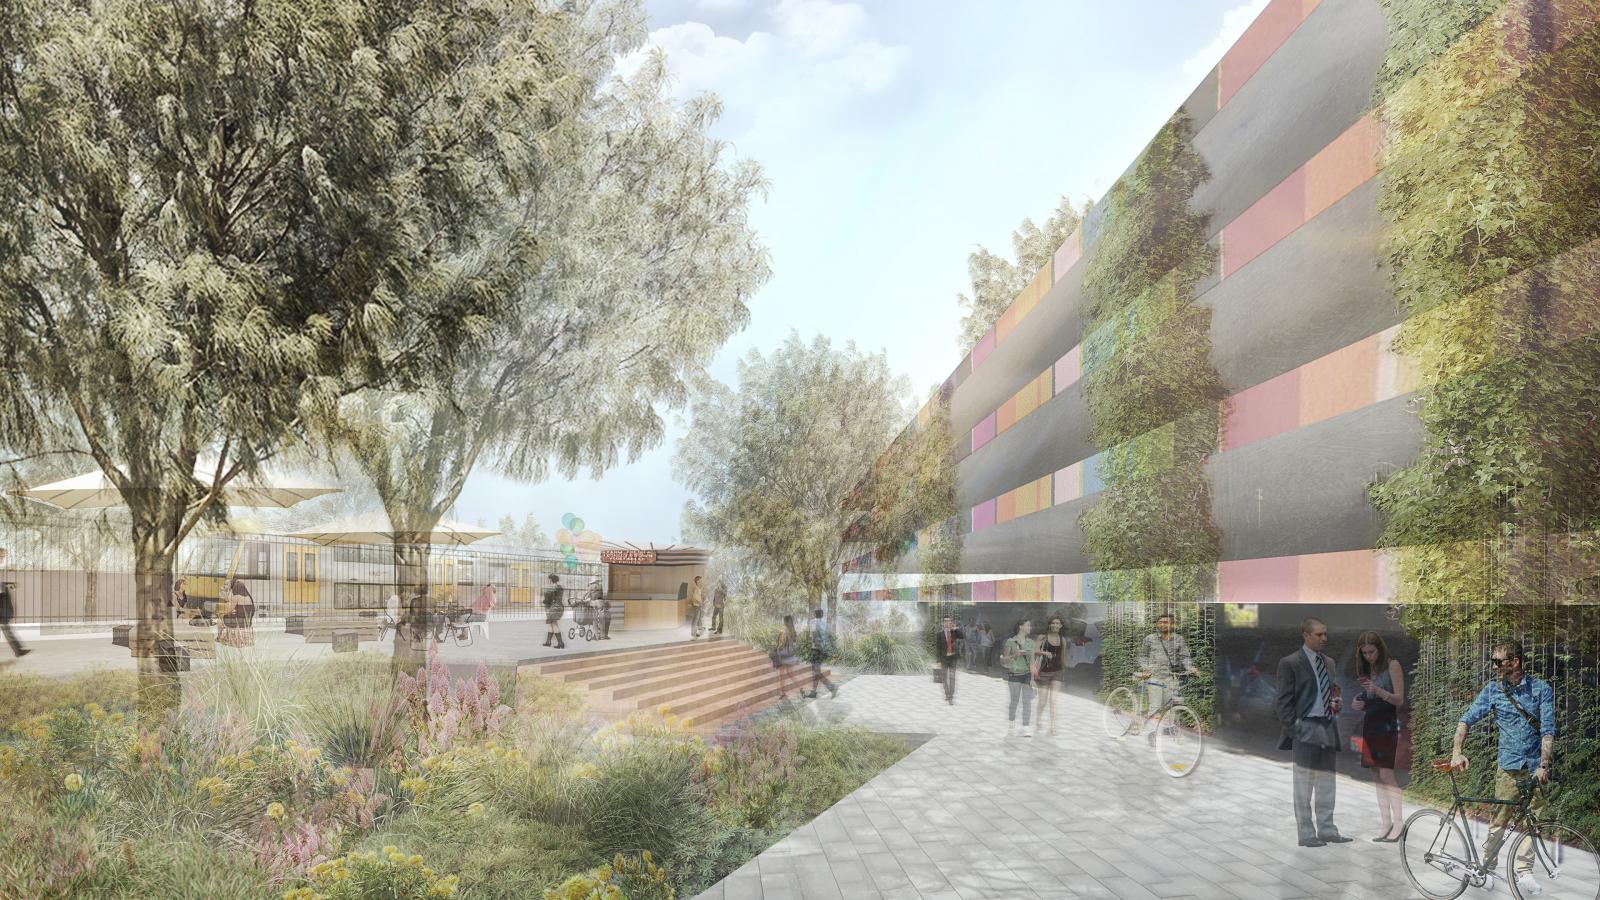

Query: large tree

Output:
[331, 40, 769, 667]
[955, 195, 1092, 352]
[675, 333, 910, 624]
[0, 0, 601, 708]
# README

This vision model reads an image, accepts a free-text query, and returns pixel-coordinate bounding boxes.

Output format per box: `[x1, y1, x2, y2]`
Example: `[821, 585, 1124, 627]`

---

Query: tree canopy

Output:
[675, 333, 910, 619]
[955, 195, 1091, 352]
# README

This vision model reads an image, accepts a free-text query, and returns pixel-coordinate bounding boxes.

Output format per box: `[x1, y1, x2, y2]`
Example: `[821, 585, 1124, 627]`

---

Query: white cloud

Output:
[1180, 0, 1271, 87]
[623, 0, 908, 149]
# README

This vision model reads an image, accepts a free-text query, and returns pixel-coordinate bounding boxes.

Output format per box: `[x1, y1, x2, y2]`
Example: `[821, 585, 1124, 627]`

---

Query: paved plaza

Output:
[0, 619, 693, 678]
[699, 672, 1442, 900]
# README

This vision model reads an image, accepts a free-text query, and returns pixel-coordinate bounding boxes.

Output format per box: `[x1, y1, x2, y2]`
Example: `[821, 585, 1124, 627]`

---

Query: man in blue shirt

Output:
[1451, 640, 1556, 892]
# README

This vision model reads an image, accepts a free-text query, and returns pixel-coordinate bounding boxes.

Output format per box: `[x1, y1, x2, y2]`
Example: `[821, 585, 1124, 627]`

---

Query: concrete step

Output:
[657, 667, 832, 731]
[547, 641, 753, 686]
[621, 657, 778, 710]
[605, 650, 773, 701]
[530, 637, 744, 679]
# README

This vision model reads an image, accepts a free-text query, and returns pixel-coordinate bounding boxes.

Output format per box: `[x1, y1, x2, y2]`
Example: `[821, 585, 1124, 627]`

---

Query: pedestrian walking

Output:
[688, 576, 705, 639]
[1035, 614, 1068, 735]
[711, 580, 727, 634]
[963, 619, 979, 671]
[595, 581, 612, 639]
[775, 615, 799, 700]
[0, 573, 29, 660]
[1275, 617, 1349, 847]
[542, 574, 566, 649]
[1451, 639, 1556, 895]
[1001, 620, 1043, 737]
[804, 608, 838, 699]
[934, 615, 965, 704]
[1351, 630, 1406, 842]
[980, 624, 996, 673]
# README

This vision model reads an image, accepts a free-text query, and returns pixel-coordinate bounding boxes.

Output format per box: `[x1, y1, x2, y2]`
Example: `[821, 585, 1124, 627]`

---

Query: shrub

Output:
[288, 847, 461, 899]
[0, 669, 137, 732]
[72, 830, 281, 900]
[363, 810, 594, 900]
[787, 725, 910, 820]
[836, 631, 929, 674]
[546, 852, 675, 900]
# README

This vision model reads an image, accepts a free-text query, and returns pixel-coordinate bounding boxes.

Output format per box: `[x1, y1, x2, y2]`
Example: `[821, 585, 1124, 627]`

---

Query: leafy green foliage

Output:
[1371, 0, 1600, 850]
[836, 631, 932, 674]
[546, 852, 676, 900]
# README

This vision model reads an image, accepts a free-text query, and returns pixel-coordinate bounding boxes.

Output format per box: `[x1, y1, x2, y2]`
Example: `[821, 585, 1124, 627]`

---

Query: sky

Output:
[453, 0, 1271, 545]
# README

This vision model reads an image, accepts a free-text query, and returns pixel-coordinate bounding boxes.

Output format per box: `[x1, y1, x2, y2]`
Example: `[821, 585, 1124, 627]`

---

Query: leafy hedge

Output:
[1370, 0, 1600, 847]
[1075, 111, 1222, 727]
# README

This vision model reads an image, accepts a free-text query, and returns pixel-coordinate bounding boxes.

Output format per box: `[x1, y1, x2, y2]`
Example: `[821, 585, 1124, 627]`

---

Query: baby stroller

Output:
[568, 589, 601, 644]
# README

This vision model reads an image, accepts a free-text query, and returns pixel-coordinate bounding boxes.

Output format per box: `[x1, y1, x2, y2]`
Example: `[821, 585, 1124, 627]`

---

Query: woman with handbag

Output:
[1351, 630, 1407, 842]
[1000, 620, 1044, 738]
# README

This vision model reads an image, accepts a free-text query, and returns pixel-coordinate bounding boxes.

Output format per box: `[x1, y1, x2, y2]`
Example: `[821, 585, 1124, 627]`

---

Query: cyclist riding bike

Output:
[1136, 613, 1200, 713]
[1451, 639, 1556, 897]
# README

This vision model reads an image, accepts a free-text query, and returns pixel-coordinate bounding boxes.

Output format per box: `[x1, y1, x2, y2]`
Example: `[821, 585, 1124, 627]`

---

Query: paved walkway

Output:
[697, 673, 1441, 900]
[0, 619, 698, 679]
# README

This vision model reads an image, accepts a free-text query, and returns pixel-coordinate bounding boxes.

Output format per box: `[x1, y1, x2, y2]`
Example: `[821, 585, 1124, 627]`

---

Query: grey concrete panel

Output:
[958, 496, 1094, 575]
[1191, 0, 1388, 236]
[943, 395, 1424, 575]
[1211, 392, 1424, 560]
[957, 380, 1091, 510]
[1203, 177, 1397, 392]
[949, 261, 1089, 437]
[1182, 67, 1222, 135]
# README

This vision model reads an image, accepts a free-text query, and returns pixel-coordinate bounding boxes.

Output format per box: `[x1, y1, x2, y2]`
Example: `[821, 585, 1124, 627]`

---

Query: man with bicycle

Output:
[1136, 613, 1199, 719]
[1451, 639, 1555, 894]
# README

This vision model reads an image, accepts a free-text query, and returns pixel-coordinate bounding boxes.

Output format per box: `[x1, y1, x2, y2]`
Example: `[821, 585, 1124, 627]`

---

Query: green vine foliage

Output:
[1095, 589, 1217, 727]
[1076, 111, 1223, 724]
[1372, 0, 1600, 843]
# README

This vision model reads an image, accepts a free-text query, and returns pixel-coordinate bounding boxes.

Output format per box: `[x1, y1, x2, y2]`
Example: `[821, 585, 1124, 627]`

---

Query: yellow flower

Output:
[656, 703, 672, 716]
[465, 802, 485, 820]
[108, 712, 124, 725]
[63, 772, 84, 793]
[381, 845, 399, 855]
[237, 758, 257, 772]
[407, 854, 423, 867]
[266, 801, 286, 822]
[84, 703, 105, 721]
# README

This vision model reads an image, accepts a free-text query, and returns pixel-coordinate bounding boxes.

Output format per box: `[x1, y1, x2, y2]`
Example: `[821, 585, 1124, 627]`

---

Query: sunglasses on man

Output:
[1490, 656, 1519, 667]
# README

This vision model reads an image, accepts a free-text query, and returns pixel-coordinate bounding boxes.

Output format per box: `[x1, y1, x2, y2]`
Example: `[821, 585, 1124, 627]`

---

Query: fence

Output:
[0, 515, 608, 629]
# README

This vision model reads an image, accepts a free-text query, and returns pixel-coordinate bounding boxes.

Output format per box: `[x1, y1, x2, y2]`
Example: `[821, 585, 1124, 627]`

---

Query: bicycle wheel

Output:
[1400, 809, 1473, 900]
[1155, 704, 1204, 777]
[1101, 687, 1140, 739]
[1509, 821, 1600, 900]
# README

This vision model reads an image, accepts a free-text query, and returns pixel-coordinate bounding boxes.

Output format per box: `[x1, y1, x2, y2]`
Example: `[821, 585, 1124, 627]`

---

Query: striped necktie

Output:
[1314, 653, 1332, 716]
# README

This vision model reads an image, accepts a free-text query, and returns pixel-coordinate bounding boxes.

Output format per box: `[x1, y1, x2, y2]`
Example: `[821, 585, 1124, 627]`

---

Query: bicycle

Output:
[1101, 672, 1205, 777]
[1399, 759, 1598, 900]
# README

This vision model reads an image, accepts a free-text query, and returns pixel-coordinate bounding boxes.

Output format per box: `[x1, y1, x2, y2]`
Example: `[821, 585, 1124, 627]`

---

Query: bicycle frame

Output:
[1422, 764, 1543, 877]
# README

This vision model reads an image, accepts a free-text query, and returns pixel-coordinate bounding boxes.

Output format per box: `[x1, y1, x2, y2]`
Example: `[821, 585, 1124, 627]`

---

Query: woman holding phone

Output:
[1000, 620, 1045, 738]
[1351, 630, 1406, 841]
[1034, 614, 1068, 736]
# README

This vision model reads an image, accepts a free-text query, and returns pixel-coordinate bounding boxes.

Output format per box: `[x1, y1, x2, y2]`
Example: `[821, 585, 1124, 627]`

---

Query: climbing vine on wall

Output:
[1075, 111, 1224, 726]
[1370, 0, 1600, 838]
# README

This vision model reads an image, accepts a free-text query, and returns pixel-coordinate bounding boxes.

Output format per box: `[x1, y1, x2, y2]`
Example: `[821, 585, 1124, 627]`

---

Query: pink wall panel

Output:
[1053, 574, 1079, 604]
[1219, 555, 1301, 604]
[1218, 0, 1321, 106]
[1299, 549, 1380, 604]
[1221, 368, 1301, 452]
[1305, 115, 1380, 219]
[971, 327, 997, 368]
[1054, 463, 1083, 505]
[1053, 226, 1083, 281]
[971, 411, 998, 452]
[1055, 345, 1082, 395]
[971, 580, 996, 603]
[1299, 336, 1378, 427]
[970, 498, 996, 533]
[1222, 168, 1306, 277]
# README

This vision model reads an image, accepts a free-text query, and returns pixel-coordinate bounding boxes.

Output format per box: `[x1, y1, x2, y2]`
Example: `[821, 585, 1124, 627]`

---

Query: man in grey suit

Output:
[1275, 617, 1350, 847]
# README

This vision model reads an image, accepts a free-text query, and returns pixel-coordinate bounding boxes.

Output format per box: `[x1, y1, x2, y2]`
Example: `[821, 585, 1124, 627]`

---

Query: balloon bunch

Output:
[555, 512, 603, 572]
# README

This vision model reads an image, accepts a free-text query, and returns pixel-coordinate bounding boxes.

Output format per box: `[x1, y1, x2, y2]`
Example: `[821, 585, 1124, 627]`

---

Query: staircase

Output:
[521, 638, 826, 731]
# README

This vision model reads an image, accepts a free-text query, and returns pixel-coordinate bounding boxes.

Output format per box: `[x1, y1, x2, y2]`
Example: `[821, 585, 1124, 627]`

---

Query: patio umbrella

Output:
[287, 513, 500, 547]
[15, 468, 341, 510]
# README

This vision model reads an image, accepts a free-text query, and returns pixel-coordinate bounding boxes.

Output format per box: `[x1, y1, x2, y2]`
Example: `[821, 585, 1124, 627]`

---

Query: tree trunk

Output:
[390, 538, 433, 680]
[131, 531, 179, 719]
